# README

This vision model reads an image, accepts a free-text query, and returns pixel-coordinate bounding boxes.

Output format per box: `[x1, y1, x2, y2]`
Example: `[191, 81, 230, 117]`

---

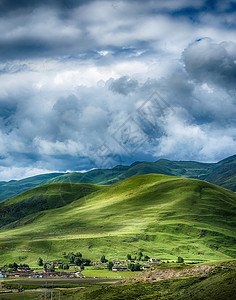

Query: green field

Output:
[0, 174, 235, 265]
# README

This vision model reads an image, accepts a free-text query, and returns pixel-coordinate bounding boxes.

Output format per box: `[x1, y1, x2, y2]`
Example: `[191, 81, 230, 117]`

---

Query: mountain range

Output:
[0, 154, 235, 203]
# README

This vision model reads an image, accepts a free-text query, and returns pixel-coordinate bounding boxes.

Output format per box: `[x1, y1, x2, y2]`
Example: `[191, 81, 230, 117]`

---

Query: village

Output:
[0, 257, 162, 279]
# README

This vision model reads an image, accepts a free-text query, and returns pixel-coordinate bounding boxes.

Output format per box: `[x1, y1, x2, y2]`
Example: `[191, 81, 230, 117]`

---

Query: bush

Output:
[177, 257, 184, 263]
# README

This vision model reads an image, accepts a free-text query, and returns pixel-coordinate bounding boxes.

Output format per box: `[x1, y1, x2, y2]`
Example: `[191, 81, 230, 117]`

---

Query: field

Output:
[0, 174, 235, 265]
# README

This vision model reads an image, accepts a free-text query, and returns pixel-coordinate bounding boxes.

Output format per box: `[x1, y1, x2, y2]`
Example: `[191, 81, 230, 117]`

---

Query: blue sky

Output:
[0, 0, 236, 180]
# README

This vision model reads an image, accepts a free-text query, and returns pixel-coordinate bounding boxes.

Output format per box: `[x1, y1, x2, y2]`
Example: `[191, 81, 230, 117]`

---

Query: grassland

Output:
[0, 174, 235, 265]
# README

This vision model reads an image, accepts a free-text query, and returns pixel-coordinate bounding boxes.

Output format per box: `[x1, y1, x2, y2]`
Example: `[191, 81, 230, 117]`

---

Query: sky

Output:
[0, 0, 236, 181]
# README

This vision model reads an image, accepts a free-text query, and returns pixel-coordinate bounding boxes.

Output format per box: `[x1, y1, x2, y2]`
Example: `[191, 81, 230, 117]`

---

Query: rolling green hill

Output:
[0, 183, 102, 227]
[0, 174, 235, 265]
[0, 173, 64, 203]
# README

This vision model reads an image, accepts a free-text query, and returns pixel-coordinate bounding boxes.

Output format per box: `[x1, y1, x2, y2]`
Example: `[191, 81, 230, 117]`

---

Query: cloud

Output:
[109, 76, 138, 95]
[0, 0, 235, 180]
[183, 38, 236, 90]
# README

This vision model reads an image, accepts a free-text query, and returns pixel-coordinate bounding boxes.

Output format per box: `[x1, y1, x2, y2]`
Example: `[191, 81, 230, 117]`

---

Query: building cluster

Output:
[0, 264, 84, 279]
[0, 258, 161, 277]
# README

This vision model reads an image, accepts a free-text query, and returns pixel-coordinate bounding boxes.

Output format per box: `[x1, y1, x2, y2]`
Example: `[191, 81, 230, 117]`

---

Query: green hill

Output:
[204, 155, 236, 191]
[0, 155, 235, 204]
[0, 174, 235, 265]
[44, 155, 236, 191]
[0, 173, 64, 203]
[0, 183, 102, 227]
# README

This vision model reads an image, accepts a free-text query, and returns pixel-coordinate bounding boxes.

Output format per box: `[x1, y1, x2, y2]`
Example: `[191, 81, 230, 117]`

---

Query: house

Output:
[112, 267, 128, 272]
[53, 262, 63, 267]
[142, 266, 150, 270]
[44, 268, 55, 273]
[149, 259, 161, 264]
[92, 262, 104, 266]
[17, 267, 32, 272]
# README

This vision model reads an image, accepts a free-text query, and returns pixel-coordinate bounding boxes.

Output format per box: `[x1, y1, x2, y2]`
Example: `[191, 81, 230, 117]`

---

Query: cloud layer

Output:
[0, 0, 236, 180]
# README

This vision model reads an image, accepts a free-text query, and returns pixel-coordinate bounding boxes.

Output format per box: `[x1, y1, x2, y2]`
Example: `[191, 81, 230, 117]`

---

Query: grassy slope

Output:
[0, 183, 102, 226]
[0, 174, 235, 265]
[76, 262, 236, 300]
[204, 155, 236, 191]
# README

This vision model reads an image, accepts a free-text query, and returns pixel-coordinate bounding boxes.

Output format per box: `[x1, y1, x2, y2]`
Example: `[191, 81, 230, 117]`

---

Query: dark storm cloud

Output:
[183, 38, 236, 90]
[1, 0, 235, 60]
[0, 0, 92, 15]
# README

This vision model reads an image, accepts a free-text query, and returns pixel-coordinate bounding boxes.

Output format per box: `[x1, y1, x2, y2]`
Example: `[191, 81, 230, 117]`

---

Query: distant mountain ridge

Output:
[0, 154, 235, 202]
[44, 154, 236, 191]
[0, 173, 64, 203]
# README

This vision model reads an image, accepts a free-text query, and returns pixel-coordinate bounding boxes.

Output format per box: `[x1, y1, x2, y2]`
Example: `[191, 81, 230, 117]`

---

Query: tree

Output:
[101, 255, 107, 263]
[177, 257, 184, 263]
[63, 264, 69, 270]
[80, 265, 84, 271]
[38, 257, 43, 266]
[128, 262, 141, 271]
[75, 257, 82, 266]
[134, 263, 141, 271]
[127, 254, 131, 260]
[76, 252, 82, 258]
[68, 253, 75, 264]
[138, 251, 143, 261]
[9, 262, 18, 271]
[107, 261, 114, 271]
[83, 258, 91, 266]
[144, 255, 150, 261]
[128, 263, 135, 271]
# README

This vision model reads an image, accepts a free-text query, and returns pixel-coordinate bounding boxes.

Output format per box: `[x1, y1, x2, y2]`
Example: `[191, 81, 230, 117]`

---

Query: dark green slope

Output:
[204, 155, 236, 191]
[0, 173, 64, 203]
[0, 182, 102, 227]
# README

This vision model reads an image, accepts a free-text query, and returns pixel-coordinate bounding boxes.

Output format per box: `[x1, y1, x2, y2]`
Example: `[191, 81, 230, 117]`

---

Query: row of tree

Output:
[127, 252, 150, 261]
[1, 263, 29, 272]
